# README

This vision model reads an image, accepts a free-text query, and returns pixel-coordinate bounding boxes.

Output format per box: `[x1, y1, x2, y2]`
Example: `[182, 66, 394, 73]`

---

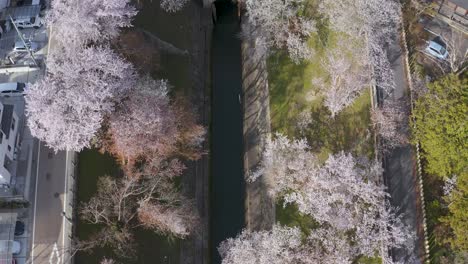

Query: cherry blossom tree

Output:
[218, 225, 302, 264]
[106, 77, 205, 162]
[319, 0, 401, 93]
[242, 0, 316, 62]
[371, 99, 409, 150]
[107, 77, 176, 160]
[25, 46, 135, 151]
[247, 134, 413, 262]
[313, 49, 369, 116]
[138, 200, 198, 238]
[47, 0, 137, 48]
[160, 0, 189, 13]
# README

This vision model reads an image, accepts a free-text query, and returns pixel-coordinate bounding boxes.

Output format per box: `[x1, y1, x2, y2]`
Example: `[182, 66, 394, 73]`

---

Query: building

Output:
[0, 102, 19, 187]
[436, 0, 468, 31]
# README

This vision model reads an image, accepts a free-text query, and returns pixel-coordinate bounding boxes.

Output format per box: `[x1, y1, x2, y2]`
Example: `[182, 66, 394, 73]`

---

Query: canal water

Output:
[76, 1, 245, 263]
[210, 1, 245, 263]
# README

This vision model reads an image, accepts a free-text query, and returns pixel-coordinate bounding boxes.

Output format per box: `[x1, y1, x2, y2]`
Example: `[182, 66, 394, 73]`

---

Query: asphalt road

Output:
[382, 29, 424, 263]
[30, 143, 69, 264]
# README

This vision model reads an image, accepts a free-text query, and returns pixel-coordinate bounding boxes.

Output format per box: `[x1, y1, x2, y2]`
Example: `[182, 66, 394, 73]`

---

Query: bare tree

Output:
[442, 32, 468, 74]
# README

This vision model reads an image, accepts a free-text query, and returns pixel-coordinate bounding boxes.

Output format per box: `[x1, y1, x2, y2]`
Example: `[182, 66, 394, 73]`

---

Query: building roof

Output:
[449, 0, 468, 10]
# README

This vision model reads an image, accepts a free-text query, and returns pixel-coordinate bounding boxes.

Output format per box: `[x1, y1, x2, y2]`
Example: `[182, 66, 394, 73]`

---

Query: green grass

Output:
[276, 201, 320, 236]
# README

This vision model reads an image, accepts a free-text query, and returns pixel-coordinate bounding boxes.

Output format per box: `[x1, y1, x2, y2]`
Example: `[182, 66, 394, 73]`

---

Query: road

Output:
[382, 26, 425, 263]
[30, 143, 74, 264]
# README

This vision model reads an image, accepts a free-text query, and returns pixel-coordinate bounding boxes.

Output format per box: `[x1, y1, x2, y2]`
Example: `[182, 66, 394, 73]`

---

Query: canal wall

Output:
[241, 21, 276, 232]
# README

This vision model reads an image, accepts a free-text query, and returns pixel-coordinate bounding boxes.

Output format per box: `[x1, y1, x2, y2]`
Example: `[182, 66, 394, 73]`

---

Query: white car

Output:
[425, 39, 448, 60]
[13, 40, 39, 52]
[0, 83, 25, 97]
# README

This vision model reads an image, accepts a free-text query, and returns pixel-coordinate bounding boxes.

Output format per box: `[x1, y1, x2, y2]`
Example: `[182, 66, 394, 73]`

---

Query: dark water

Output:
[210, 1, 245, 263]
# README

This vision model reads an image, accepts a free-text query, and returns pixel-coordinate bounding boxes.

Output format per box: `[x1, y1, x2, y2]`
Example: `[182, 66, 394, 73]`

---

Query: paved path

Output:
[382, 27, 425, 263]
[30, 143, 75, 264]
[241, 22, 275, 232]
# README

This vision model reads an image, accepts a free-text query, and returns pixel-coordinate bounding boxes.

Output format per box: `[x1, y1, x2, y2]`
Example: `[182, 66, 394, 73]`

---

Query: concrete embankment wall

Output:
[241, 23, 275, 232]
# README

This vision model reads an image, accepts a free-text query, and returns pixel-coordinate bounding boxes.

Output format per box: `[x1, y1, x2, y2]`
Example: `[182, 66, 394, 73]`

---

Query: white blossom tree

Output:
[47, 0, 137, 48]
[247, 134, 413, 262]
[137, 200, 198, 238]
[319, 0, 401, 93]
[218, 225, 302, 264]
[371, 100, 409, 150]
[25, 46, 135, 151]
[313, 48, 369, 116]
[160, 0, 190, 13]
[242, 0, 316, 62]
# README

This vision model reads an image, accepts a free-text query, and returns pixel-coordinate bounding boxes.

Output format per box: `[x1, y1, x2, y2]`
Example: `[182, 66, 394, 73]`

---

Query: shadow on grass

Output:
[75, 149, 181, 264]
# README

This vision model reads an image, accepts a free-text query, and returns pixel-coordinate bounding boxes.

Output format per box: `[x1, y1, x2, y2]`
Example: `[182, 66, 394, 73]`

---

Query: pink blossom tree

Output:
[106, 77, 205, 163]
[137, 200, 198, 238]
[25, 46, 135, 151]
[247, 134, 414, 262]
[47, 0, 137, 48]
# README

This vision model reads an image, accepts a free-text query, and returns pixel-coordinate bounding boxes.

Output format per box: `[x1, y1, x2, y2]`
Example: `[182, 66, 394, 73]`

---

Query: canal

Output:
[75, 1, 245, 264]
[210, 1, 245, 263]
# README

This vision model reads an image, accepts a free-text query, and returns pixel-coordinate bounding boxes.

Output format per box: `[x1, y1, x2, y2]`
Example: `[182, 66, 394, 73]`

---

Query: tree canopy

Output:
[413, 74, 468, 178]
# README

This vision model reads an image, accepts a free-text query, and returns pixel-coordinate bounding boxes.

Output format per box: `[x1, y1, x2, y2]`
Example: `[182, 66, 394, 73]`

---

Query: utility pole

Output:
[9, 15, 39, 67]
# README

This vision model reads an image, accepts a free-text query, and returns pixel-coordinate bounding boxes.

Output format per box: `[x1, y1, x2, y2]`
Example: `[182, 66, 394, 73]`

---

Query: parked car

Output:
[14, 221, 25, 236]
[13, 40, 39, 52]
[11, 241, 20, 255]
[0, 83, 25, 97]
[13, 15, 43, 29]
[425, 38, 448, 60]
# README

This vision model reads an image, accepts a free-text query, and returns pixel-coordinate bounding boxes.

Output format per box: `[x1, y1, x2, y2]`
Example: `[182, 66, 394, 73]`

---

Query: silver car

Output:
[13, 40, 39, 53]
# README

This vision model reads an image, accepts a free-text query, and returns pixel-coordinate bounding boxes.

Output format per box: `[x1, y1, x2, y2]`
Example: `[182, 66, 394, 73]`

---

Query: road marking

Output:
[49, 242, 61, 264]
[31, 141, 41, 264]
[62, 151, 69, 264]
